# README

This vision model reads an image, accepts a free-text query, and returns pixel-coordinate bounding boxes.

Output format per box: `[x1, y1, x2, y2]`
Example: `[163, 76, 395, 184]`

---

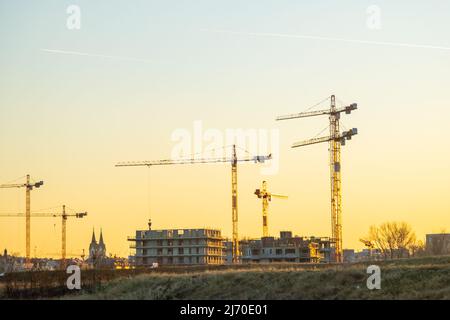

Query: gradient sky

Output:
[1, 1, 449, 258]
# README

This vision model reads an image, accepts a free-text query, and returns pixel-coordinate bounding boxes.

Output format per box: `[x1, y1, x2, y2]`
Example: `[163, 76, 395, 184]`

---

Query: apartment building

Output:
[128, 228, 226, 266]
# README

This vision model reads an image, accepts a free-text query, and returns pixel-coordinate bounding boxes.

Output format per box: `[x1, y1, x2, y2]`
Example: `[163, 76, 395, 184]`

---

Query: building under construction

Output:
[128, 227, 226, 266]
[129, 224, 333, 266]
[240, 232, 333, 264]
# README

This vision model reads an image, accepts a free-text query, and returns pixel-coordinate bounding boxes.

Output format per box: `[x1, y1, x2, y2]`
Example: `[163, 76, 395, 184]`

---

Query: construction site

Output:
[0, 95, 358, 271]
[121, 94, 358, 266]
[1, 2, 450, 308]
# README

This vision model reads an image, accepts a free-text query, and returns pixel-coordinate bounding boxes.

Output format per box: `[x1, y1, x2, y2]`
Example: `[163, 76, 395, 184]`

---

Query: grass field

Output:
[65, 255, 450, 300]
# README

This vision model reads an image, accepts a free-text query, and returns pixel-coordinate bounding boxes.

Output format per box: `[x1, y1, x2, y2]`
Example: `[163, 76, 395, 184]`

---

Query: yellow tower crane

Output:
[0, 175, 44, 265]
[116, 144, 271, 263]
[254, 181, 287, 238]
[277, 95, 358, 263]
[58, 205, 88, 268]
[0, 205, 87, 268]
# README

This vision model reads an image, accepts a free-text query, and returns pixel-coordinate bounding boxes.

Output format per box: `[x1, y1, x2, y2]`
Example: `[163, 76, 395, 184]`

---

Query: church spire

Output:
[99, 228, 104, 245]
[91, 228, 96, 244]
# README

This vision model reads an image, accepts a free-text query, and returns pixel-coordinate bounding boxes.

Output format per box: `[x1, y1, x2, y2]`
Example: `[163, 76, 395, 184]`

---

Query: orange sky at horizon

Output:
[1, 1, 450, 258]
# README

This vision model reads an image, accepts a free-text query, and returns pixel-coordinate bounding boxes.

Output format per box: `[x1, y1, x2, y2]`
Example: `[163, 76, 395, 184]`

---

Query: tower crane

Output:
[277, 95, 358, 263]
[0, 205, 87, 268]
[116, 144, 271, 263]
[254, 181, 287, 238]
[0, 174, 44, 264]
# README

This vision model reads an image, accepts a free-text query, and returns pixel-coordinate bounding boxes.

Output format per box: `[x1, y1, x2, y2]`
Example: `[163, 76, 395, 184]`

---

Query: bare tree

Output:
[409, 239, 425, 257]
[392, 222, 416, 258]
[364, 222, 417, 259]
[363, 225, 389, 259]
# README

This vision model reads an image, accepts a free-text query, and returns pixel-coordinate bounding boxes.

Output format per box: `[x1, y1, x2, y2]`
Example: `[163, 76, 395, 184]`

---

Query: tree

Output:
[392, 222, 416, 258]
[364, 222, 417, 259]
[409, 239, 425, 257]
[363, 225, 389, 259]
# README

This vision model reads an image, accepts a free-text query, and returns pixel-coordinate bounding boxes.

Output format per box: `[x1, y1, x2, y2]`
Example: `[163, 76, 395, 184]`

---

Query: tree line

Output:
[361, 222, 424, 259]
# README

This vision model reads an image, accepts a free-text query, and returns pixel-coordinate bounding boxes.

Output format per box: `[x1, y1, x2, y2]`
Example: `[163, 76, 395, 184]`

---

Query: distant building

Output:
[128, 228, 226, 266]
[240, 231, 333, 263]
[32, 258, 60, 271]
[426, 233, 450, 255]
[87, 228, 110, 268]
[224, 241, 233, 264]
[343, 249, 355, 263]
[89, 229, 107, 259]
[345, 248, 383, 262]
[0, 249, 11, 273]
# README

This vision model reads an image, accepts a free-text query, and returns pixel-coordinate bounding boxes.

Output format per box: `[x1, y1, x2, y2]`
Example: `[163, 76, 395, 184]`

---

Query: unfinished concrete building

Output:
[128, 228, 226, 266]
[240, 231, 333, 263]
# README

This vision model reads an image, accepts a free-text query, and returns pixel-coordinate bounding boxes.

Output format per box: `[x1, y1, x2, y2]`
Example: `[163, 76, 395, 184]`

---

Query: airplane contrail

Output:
[201, 29, 450, 51]
[41, 49, 156, 63]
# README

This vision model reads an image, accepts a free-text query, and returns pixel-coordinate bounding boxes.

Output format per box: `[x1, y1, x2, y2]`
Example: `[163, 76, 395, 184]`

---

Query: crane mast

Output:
[277, 95, 358, 263]
[260, 181, 269, 237]
[231, 145, 239, 262]
[26, 175, 31, 265]
[60, 207, 87, 269]
[329, 95, 343, 263]
[61, 205, 67, 268]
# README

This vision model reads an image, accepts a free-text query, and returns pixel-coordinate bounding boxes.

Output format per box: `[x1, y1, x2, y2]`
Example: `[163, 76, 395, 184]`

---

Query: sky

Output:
[0, 1, 449, 258]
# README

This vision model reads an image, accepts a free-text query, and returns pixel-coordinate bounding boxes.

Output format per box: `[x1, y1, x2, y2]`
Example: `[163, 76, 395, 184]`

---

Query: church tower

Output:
[88, 228, 107, 263]
[98, 228, 106, 257]
[89, 229, 97, 259]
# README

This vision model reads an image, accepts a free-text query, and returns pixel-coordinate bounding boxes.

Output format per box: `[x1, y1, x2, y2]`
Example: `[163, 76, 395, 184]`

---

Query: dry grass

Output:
[66, 255, 450, 300]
